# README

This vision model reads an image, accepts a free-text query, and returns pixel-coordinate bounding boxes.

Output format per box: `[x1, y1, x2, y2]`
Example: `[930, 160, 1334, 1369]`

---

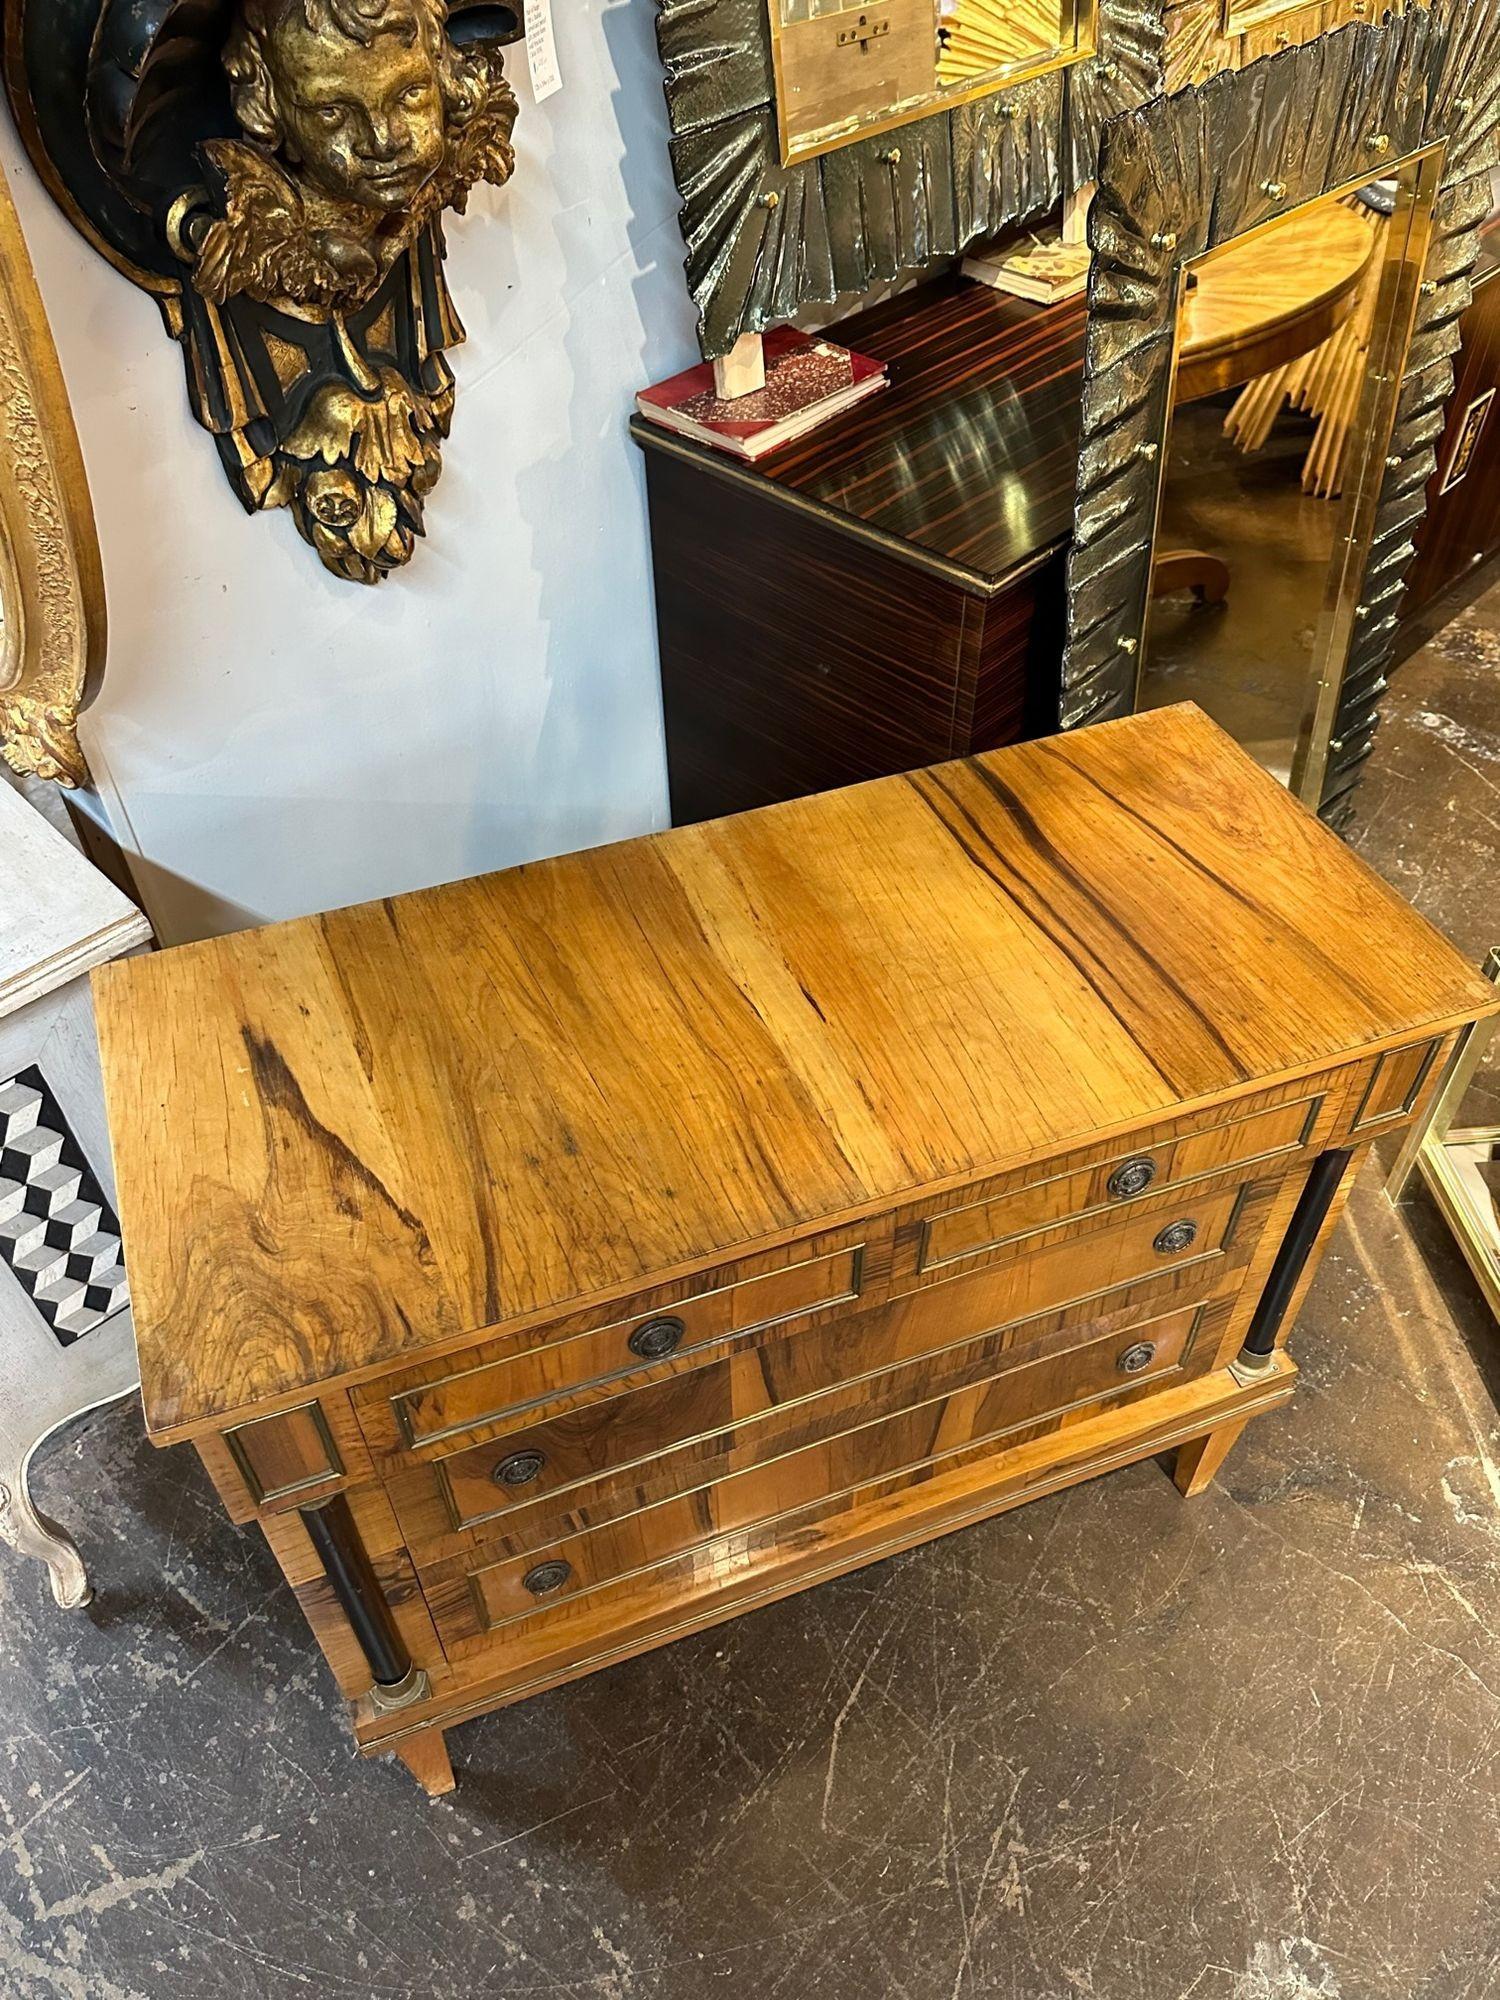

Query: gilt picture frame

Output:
[0, 168, 106, 788]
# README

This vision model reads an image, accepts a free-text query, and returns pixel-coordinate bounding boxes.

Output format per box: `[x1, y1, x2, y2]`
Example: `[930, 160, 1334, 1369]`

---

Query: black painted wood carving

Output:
[3, 1, 522, 581]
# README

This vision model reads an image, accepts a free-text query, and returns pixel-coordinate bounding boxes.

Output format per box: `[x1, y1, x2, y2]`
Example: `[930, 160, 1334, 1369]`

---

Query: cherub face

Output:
[261, 2, 447, 213]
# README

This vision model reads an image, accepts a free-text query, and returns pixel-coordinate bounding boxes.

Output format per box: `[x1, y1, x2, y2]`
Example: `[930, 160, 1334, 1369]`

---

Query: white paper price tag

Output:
[525, 0, 562, 102]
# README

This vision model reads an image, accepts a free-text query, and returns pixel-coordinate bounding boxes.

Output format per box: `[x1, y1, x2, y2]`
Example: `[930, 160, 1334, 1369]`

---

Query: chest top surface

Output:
[93, 705, 1496, 1438]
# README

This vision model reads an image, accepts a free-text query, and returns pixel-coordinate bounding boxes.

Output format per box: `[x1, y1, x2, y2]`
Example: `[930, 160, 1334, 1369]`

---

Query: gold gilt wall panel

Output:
[0, 170, 105, 788]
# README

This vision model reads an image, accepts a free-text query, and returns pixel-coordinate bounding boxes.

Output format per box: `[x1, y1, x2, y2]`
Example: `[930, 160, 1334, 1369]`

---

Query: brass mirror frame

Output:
[656, 0, 1164, 359]
[0, 168, 105, 789]
[1059, 2, 1500, 829]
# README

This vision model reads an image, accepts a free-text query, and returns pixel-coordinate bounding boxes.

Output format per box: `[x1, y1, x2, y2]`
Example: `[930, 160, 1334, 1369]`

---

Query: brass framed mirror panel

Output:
[1133, 148, 1441, 806]
[0, 168, 105, 789]
[768, 0, 1098, 168]
[1060, 2, 1500, 830]
[1163, 3, 1400, 106]
[656, 0, 1163, 359]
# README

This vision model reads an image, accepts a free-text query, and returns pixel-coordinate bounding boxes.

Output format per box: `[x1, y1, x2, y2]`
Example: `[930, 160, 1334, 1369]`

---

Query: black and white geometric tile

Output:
[0, 1065, 128, 1346]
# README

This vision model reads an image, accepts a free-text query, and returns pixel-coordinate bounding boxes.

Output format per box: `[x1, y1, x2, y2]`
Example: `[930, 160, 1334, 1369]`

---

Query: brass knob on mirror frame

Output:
[1153, 1219, 1198, 1255]
[628, 1314, 687, 1361]
[1107, 1156, 1157, 1201]
[492, 1448, 546, 1489]
[522, 1559, 573, 1597]
[1117, 1341, 1157, 1375]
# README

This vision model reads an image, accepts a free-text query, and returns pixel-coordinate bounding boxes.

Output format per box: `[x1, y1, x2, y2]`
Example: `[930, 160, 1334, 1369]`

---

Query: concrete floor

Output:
[4, 594, 1499, 2000]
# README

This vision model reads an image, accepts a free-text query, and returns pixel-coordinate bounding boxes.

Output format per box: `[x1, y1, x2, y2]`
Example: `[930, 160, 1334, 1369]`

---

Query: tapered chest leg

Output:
[1172, 1416, 1252, 1498]
[390, 1727, 455, 1798]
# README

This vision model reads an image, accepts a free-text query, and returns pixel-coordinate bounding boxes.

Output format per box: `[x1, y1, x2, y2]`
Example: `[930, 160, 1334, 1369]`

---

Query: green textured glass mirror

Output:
[770, 0, 1095, 164]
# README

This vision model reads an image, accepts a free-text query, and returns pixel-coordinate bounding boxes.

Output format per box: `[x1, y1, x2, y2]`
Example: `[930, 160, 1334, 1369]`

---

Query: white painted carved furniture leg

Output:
[0, 774, 151, 1605]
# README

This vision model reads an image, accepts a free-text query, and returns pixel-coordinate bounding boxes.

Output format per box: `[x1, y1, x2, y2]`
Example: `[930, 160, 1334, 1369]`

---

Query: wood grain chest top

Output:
[92, 707, 1496, 1440]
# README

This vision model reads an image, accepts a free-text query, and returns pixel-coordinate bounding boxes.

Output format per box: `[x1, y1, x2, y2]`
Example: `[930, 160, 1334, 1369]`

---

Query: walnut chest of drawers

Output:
[91, 705, 1498, 1795]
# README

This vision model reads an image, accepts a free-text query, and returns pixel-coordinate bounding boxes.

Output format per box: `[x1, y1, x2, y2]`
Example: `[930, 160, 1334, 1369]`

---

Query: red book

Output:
[636, 328, 887, 460]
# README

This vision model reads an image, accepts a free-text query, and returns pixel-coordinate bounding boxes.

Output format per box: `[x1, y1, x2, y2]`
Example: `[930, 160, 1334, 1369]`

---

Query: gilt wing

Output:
[193, 140, 317, 305]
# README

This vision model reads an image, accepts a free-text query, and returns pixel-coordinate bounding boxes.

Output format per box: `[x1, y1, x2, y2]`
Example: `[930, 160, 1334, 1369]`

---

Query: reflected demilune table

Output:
[1155, 202, 1379, 606]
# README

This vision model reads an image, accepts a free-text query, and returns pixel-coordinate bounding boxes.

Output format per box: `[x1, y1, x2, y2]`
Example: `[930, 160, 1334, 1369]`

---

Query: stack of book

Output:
[961, 234, 1092, 304]
[635, 328, 887, 462]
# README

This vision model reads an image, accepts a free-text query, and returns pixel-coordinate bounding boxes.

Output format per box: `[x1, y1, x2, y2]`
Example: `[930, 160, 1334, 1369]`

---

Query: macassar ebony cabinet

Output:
[634, 276, 1084, 826]
[92, 706, 1496, 1794]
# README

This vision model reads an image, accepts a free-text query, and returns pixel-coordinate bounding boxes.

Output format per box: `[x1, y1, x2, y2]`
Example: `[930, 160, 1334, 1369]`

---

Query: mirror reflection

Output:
[771, 0, 1091, 165]
[1137, 154, 1440, 800]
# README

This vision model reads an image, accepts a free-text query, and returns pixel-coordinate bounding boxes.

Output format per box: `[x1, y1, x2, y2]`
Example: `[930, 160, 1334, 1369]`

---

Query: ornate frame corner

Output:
[656, 0, 1164, 360]
[0, 170, 105, 789]
[1059, 3, 1500, 827]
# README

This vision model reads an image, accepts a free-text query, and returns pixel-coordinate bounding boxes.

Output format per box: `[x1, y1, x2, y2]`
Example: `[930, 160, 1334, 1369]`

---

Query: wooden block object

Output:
[712, 332, 766, 402]
[91, 707, 1498, 1790]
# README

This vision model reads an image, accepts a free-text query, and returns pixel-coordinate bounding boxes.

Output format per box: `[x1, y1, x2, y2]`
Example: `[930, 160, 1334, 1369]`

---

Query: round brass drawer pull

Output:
[492, 1448, 546, 1489]
[522, 1559, 573, 1597]
[1107, 1155, 1157, 1200]
[628, 1314, 686, 1361]
[1117, 1340, 1158, 1374]
[1153, 1219, 1198, 1255]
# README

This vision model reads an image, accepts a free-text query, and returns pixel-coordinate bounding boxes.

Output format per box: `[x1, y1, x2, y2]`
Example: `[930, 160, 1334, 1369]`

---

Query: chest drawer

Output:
[390, 1280, 1231, 1563]
[386, 1170, 1266, 1555]
[417, 1293, 1213, 1657]
[354, 1220, 881, 1462]
[916, 1086, 1326, 1275]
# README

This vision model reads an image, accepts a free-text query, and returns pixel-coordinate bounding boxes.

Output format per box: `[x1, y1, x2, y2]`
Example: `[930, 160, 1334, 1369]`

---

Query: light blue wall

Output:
[3, 1, 702, 942]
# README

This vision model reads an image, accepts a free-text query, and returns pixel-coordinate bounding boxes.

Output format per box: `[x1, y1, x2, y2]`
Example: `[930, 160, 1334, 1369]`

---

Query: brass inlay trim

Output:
[435, 1285, 1224, 1538]
[383, 1359, 1296, 1716]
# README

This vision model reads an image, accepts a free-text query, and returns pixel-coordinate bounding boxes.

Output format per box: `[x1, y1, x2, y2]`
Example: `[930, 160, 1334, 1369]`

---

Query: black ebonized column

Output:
[299, 1492, 411, 1688]
[1240, 1148, 1356, 1361]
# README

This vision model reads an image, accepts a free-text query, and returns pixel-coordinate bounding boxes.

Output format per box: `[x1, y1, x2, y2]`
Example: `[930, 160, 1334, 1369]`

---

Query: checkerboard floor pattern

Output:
[0, 1067, 128, 1346]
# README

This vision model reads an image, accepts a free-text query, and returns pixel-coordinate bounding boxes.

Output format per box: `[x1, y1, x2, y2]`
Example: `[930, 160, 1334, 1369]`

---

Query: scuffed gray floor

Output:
[4, 590, 1499, 2000]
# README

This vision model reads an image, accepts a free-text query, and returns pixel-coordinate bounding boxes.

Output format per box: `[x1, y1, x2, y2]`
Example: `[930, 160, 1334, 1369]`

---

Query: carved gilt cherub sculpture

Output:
[4, 0, 520, 581]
